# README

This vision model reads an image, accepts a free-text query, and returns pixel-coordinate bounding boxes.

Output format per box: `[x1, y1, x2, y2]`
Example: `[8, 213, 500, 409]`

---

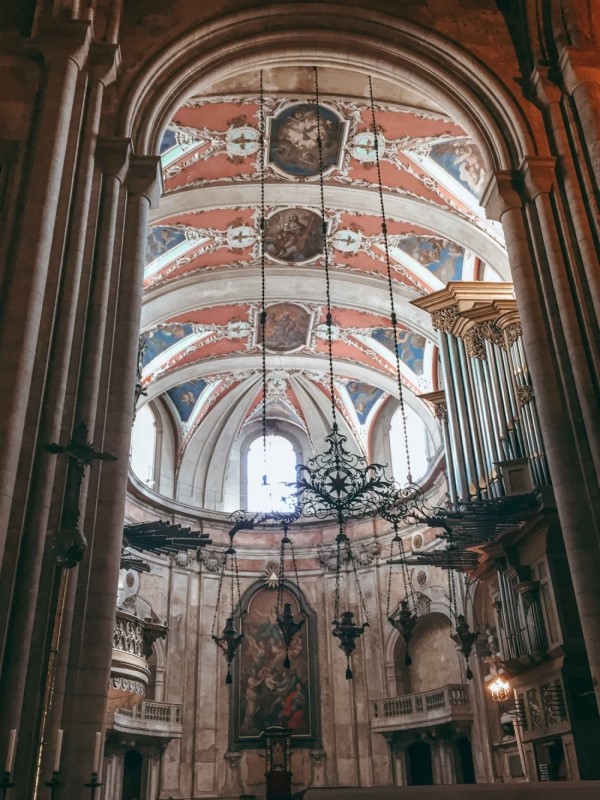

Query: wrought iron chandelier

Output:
[276, 525, 305, 669]
[211, 538, 243, 685]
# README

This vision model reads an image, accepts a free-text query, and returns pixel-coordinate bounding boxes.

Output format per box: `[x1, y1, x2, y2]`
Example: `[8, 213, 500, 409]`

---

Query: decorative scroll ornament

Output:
[516, 384, 535, 406]
[293, 424, 395, 522]
[431, 304, 459, 333]
[504, 321, 523, 347]
[450, 614, 479, 680]
[433, 400, 448, 422]
[463, 326, 487, 360]
[478, 320, 506, 350]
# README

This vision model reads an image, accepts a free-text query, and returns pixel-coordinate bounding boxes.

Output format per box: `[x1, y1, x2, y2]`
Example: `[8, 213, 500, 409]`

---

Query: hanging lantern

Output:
[332, 610, 369, 680]
[385, 528, 419, 664]
[213, 615, 243, 685]
[277, 603, 304, 669]
[211, 543, 244, 685]
[276, 527, 305, 669]
[331, 529, 370, 679]
[451, 614, 479, 680]
[389, 599, 418, 666]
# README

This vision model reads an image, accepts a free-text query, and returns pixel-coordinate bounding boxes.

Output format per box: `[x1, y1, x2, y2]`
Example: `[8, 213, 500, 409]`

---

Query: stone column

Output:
[0, 49, 122, 793]
[482, 167, 600, 703]
[560, 47, 600, 207]
[57, 156, 161, 799]
[0, 19, 91, 565]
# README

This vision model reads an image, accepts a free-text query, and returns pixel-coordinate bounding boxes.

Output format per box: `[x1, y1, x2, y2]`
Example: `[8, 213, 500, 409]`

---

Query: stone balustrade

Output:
[109, 608, 167, 710]
[371, 684, 472, 733]
[111, 700, 183, 739]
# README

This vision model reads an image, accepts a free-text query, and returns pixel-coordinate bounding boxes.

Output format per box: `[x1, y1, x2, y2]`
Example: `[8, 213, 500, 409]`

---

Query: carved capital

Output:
[504, 321, 522, 347]
[433, 400, 448, 422]
[96, 136, 131, 181]
[559, 46, 600, 95]
[38, 18, 92, 70]
[126, 156, 162, 207]
[519, 156, 557, 202]
[89, 42, 121, 85]
[477, 320, 506, 350]
[431, 304, 459, 333]
[480, 170, 522, 221]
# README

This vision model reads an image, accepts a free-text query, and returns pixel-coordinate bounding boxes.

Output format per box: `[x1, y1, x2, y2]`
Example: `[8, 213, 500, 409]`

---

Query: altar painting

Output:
[236, 588, 314, 744]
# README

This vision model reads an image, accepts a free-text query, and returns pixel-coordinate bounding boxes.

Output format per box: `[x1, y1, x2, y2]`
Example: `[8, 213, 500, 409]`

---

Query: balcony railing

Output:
[109, 609, 167, 710]
[371, 684, 472, 733]
[111, 700, 183, 738]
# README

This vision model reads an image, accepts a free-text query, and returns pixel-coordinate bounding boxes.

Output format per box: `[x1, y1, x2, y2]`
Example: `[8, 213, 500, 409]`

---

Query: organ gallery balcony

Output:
[110, 700, 183, 739]
[371, 684, 473, 734]
[109, 608, 167, 710]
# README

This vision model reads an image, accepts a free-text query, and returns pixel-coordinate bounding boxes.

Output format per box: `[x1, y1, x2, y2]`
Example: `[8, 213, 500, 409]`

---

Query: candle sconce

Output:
[84, 772, 102, 800]
[44, 771, 61, 799]
[0, 772, 15, 800]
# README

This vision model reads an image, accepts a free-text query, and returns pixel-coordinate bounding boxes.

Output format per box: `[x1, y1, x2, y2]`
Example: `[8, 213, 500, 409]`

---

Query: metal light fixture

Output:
[331, 531, 369, 679]
[489, 676, 511, 703]
[276, 525, 305, 669]
[211, 541, 243, 685]
[386, 529, 418, 665]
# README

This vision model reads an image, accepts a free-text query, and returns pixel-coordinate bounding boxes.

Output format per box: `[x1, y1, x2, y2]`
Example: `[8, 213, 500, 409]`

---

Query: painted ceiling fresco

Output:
[137, 79, 507, 473]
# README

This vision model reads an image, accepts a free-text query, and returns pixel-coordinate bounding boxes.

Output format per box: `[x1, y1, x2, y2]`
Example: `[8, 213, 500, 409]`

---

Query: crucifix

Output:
[43, 421, 117, 567]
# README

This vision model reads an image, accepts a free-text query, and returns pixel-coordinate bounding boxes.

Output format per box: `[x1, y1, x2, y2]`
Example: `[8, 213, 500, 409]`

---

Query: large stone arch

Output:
[117, 4, 541, 171]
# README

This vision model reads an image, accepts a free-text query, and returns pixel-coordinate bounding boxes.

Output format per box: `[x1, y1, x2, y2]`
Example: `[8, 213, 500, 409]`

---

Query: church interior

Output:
[1, 2, 600, 799]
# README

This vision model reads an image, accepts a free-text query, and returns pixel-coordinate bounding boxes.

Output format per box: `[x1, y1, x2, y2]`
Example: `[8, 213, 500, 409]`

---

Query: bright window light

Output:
[247, 434, 297, 512]
[390, 406, 429, 485]
[130, 405, 156, 486]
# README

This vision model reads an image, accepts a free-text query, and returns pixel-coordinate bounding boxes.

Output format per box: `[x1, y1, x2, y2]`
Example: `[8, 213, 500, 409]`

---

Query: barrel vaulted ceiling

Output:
[138, 67, 507, 502]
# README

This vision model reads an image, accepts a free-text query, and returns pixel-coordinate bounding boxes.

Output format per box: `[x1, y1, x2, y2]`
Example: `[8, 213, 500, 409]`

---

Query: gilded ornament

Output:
[431, 305, 459, 333]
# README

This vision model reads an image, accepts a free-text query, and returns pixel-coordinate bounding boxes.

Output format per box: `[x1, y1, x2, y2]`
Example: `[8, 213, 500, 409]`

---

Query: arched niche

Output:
[392, 611, 463, 696]
[230, 581, 320, 750]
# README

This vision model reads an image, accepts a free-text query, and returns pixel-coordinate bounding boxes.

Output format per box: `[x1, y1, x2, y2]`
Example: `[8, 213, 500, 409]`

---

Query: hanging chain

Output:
[288, 536, 303, 610]
[398, 535, 417, 611]
[386, 527, 398, 618]
[259, 69, 269, 483]
[313, 66, 338, 431]
[333, 525, 343, 622]
[367, 76, 412, 483]
[448, 559, 457, 624]
[277, 525, 287, 614]
[233, 546, 242, 615]
[345, 536, 370, 624]
[211, 551, 227, 636]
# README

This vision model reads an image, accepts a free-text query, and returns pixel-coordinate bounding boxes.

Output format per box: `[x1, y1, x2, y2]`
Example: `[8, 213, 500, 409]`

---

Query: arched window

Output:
[246, 434, 297, 512]
[130, 404, 156, 486]
[390, 405, 430, 485]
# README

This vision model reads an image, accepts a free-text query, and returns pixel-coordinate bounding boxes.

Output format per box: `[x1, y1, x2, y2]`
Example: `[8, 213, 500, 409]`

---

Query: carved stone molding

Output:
[431, 304, 459, 333]
[433, 400, 448, 422]
[198, 548, 227, 573]
[478, 320, 506, 350]
[463, 326, 487, 360]
[516, 384, 535, 406]
[110, 676, 146, 697]
[504, 321, 523, 347]
[225, 752, 242, 769]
